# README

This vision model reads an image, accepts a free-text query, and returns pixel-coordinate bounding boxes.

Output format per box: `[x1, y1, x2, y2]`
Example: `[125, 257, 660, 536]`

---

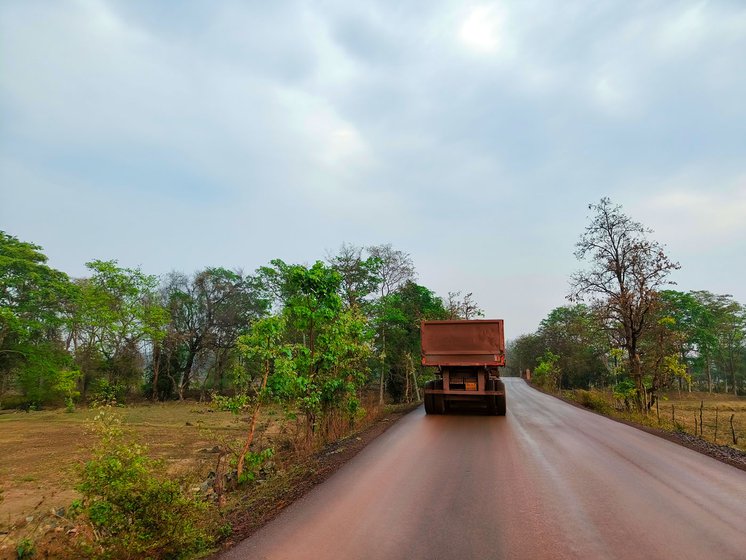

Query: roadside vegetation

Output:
[508, 198, 746, 452]
[0, 235, 482, 558]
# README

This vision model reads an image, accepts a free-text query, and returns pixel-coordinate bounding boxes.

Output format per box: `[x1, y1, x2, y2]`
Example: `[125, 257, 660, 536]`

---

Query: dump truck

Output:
[421, 319, 506, 415]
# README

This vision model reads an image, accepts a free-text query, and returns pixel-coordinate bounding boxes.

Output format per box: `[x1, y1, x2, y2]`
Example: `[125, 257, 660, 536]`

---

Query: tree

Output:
[569, 198, 680, 410]
[366, 244, 416, 402]
[0, 232, 73, 405]
[233, 315, 291, 481]
[445, 291, 484, 320]
[258, 260, 372, 440]
[537, 305, 607, 389]
[0, 232, 71, 350]
[161, 268, 266, 400]
[374, 282, 448, 402]
[367, 244, 415, 298]
[68, 260, 166, 398]
[327, 243, 381, 311]
[534, 350, 561, 390]
[661, 290, 746, 394]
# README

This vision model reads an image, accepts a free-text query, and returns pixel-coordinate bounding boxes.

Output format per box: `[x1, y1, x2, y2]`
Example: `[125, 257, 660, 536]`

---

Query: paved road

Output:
[220, 378, 746, 560]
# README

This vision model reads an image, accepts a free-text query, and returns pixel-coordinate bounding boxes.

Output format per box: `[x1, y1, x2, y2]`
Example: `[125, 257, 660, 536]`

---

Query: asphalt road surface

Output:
[219, 378, 746, 560]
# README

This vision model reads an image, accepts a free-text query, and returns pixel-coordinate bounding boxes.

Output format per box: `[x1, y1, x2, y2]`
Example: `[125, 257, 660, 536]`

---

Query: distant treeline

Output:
[0, 233, 483, 418]
[507, 198, 746, 409]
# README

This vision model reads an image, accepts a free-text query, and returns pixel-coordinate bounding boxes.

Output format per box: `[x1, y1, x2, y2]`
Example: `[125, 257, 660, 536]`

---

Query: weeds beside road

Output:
[0, 397, 413, 559]
[559, 387, 746, 470]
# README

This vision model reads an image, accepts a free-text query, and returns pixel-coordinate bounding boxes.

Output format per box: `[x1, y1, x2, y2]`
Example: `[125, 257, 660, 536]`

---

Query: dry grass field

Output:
[658, 390, 746, 449]
[0, 396, 391, 558]
[0, 401, 256, 555]
[567, 388, 746, 452]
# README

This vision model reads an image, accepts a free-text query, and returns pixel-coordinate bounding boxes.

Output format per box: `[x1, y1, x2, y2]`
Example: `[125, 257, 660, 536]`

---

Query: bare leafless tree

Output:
[367, 244, 416, 297]
[568, 198, 680, 411]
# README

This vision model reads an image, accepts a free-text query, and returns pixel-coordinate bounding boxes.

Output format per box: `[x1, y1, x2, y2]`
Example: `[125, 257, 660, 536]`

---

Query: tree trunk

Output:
[151, 343, 161, 401]
[411, 358, 421, 401]
[237, 358, 271, 481]
[629, 347, 645, 412]
[379, 331, 386, 405]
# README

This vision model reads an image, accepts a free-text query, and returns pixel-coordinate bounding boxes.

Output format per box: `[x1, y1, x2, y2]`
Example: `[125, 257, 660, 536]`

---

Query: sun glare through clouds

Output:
[458, 5, 505, 54]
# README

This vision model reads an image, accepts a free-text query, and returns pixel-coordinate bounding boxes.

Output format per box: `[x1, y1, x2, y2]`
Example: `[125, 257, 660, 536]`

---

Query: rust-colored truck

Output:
[421, 319, 506, 415]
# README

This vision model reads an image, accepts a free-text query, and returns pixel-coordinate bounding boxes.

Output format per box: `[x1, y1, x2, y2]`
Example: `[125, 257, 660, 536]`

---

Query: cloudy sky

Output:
[2, 0, 745, 337]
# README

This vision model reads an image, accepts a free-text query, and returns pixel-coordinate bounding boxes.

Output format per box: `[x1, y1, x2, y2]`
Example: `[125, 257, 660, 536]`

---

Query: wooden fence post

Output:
[730, 414, 738, 445]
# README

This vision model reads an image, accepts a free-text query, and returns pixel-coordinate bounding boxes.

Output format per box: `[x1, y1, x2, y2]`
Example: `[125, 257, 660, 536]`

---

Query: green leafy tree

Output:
[327, 243, 381, 311]
[534, 351, 562, 391]
[259, 260, 372, 440]
[68, 260, 165, 398]
[537, 304, 607, 389]
[233, 315, 292, 481]
[0, 231, 73, 405]
[374, 282, 449, 402]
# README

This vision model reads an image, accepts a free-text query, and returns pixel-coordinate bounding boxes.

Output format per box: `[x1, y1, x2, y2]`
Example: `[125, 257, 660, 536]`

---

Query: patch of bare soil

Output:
[214, 406, 417, 555]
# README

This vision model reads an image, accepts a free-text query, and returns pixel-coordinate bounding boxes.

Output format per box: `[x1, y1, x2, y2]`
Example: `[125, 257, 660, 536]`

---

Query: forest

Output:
[0, 234, 482, 420]
[507, 199, 746, 411]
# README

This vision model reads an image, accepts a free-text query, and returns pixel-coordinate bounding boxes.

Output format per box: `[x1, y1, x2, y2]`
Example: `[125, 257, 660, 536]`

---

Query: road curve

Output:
[219, 378, 746, 560]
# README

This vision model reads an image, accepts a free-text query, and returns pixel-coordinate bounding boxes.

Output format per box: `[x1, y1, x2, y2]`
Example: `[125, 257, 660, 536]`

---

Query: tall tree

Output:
[327, 243, 381, 311]
[367, 244, 415, 298]
[367, 244, 416, 402]
[374, 281, 448, 402]
[259, 260, 372, 439]
[69, 260, 166, 396]
[161, 268, 266, 400]
[0, 231, 71, 350]
[569, 198, 680, 410]
[0, 232, 76, 405]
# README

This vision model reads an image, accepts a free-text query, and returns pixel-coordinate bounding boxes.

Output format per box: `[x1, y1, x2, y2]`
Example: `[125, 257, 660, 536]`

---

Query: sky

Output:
[1, 0, 745, 338]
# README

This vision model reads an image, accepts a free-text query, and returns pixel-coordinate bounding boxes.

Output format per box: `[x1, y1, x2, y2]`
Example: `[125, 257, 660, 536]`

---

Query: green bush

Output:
[89, 379, 126, 407]
[572, 389, 614, 415]
[76, 410, 213, 559]
[16, 537, 35, 559]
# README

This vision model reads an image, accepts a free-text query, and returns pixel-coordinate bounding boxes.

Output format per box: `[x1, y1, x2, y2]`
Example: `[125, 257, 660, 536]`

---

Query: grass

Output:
[0, 395, 395, 558]
[564, 388, 746, 451]
[0, 401, 248, 553]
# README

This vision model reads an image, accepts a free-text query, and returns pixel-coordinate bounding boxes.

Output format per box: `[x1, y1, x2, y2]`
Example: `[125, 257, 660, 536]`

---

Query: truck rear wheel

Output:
[424, 380, 435, 414]
[494, 379, 506, 416]
[425, 380, 445, 415]
[486, 380, 497, 415]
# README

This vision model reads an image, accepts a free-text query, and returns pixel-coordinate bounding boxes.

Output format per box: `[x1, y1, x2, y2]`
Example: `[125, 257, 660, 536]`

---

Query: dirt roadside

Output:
[528, 382, 746, 473]
[212, 405, 419, 556]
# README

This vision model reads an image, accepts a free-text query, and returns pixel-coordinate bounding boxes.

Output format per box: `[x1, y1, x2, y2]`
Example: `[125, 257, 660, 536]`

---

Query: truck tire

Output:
[424, 380, 435, 415]
[431, 379, 445, 415]
[494, 379, 507, 416]
[486, 379, 498, 415]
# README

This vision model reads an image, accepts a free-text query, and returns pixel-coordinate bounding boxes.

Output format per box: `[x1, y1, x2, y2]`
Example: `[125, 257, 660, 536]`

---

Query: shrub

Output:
[16, 537, 35, 559]
[572, 389, 614, 415]
[76, 410, 213, 559]
[89, 379, 125, 407]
